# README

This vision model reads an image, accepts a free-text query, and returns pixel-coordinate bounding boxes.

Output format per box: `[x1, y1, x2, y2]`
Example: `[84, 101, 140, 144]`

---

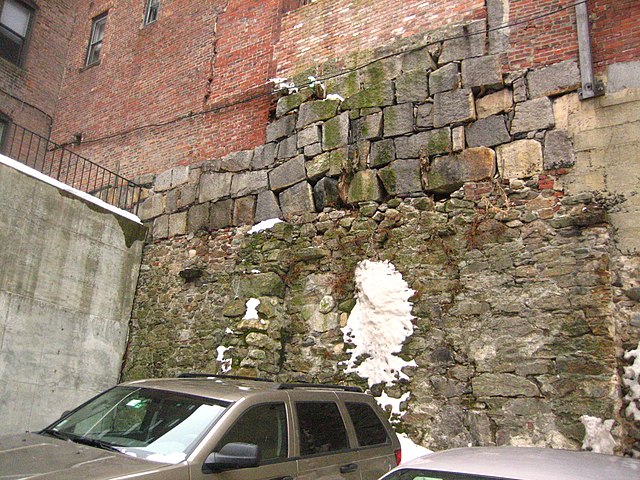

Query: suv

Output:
[0, 374, 401, 479]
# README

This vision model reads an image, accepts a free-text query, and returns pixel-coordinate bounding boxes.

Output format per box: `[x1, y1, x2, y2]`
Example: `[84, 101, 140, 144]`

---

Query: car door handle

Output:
[340, 463, 358, 474]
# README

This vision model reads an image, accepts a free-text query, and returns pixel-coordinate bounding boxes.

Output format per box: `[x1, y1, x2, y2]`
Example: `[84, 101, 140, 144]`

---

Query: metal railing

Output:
[2, 123, 143, 214]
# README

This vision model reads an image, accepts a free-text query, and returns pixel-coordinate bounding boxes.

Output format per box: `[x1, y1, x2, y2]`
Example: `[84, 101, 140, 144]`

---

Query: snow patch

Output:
[397, 433, 432, 463]
[342, 260, 416, 387]
[325, 93, 345, 102]
[216, 346, 232, 373]
[243, 298, 260, 320]
[624, 341, 640, 421]
[248, 218, 283, 234]
[580, 415, 617, 454]
[377, 391, 410, 418]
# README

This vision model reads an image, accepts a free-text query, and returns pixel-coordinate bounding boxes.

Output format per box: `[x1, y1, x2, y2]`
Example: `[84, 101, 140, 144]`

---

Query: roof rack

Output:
[178, 373, 275, 383]
[277, 383, 363, 393]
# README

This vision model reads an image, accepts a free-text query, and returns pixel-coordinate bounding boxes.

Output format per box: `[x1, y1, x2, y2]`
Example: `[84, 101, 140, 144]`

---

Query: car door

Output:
[189, 401, 297, 480]
[293, 391, 362, 480]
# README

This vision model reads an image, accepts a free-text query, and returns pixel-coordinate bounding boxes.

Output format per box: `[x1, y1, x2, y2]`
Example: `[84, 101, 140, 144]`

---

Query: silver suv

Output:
[0, 374, 401, 479]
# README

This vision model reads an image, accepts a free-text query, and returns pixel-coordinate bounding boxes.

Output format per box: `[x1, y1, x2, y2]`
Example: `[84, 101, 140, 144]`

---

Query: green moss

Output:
[427, 129, 452, 155]
[342, 82, 394, 110]
[379, 166, 398, 194]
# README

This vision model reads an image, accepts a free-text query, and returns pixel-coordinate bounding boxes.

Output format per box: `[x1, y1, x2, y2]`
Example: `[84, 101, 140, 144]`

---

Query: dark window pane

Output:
[86, 14, 106, 66]
[0, 0, 32, 65]
[0, 27, 22, 64]
[216, 403, 288, 462]
[296, 402, 348, 456]
[346, 402, 389, 447]
[144, 0, 159, 24]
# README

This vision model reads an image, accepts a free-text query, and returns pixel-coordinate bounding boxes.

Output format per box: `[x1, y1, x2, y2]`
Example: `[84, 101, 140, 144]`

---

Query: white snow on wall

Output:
[248, 218, 283, 234]
[342, 260, 417, 387]
[243, 298, 260, 320]
[624, 341, 640, 422]
[216, 346, 232, 373]
[580, 415, 617, 454]
[397, 433, 432, 463]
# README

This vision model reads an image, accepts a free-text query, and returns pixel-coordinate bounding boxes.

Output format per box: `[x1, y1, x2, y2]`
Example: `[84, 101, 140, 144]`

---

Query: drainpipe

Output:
[575, 1, 604, 99]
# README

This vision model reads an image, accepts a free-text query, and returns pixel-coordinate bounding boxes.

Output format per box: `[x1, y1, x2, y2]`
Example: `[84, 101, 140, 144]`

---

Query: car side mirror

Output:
[203, 442, 260, 473]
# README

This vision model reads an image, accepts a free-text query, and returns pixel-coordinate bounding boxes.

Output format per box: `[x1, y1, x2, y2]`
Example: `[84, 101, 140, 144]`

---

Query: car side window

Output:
[346, 402, 390, 446]
[215, 403, 288, 462]
[295, 401, 348, 456]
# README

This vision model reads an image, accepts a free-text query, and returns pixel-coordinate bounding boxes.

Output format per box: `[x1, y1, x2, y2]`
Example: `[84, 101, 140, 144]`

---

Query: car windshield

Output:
[384, 469, 511, 480]
[42, 386, 230, 464]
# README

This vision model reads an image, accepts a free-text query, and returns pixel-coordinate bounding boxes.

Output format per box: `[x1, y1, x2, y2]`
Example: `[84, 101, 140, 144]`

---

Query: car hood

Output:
[0, 433, 173, 480]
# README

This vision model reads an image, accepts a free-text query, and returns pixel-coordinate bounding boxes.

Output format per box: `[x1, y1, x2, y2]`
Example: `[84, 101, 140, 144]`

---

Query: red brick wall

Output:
[0, 0, 75, 137]
[591, 0, 640, 72]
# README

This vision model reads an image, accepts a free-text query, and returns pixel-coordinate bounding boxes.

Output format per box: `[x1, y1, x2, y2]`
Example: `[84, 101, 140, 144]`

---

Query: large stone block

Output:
[395, 127, 451, 158]
[439, 20, 486, 64]
[305, 152, 332, 181]
[233, 196, 256, 226]
[352, 112, 382, 141]
[476, 88, 513, 119]
[510, 97, 555, 135]
[429, 63, 460, 95]
[210, 199, 233, 230]
[433, 88, 476, 128]
[396, 70, 429, 103]
[325, 71, 359, 99]
[322, 112, 349, 151]
[255, 190, 282, 222]
[472, 373, 540, 397]
[527, 60, 580, 98]
[348, 170, 383, 203]
[296, 99, 340, 129]
[266, 114, 296, 143]
[370, 139, 396, 167]
[187, 202, 209, 232]
[138, 193, 165, 221]
[199, 172, 232, 203]
[279, 181, 316, 217]
[168, 211, 187, 237]
[251, 143, 277, 170]
[313, 177, 340, 210]
[231, 171, 269, 198]
[544, 130, 576, 170]
[401, 47, 437, 72]
[360, 57, 402, 88]
[298, 124, 321, 148]
[269, 155, 306, 191]
[221, 150, 253, 172]
[416, 102, 434, 128]
[383, 104, 415, 137]
[276, 89, 313, 118]
[152, 214, 169, 239]
[379, 159, 423, 196]
[466, 114, 510, 147]
[496, 139, 543, 179]
[276, 135, 299, 159]
[341, 82, 395, 110]
[423, 147, 496, 194]
[462, 55, 503, 90]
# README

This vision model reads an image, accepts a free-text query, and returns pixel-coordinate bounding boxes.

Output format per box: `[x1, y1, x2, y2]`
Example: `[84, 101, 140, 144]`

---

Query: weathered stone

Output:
[170, 166, 190, 187]
[152, 214, 169, 239]
[199, 172, 232, 203]
[239, 272, 285, 298]
[383, 104, 415, 137]
[476, 88, 513, 119]
[153, 168, 173, 192]
[341, 82, 395, 110]
[429, 63, 460, 94]
[487, 0, 510, 54]
[233, 196, 255, 226]
[452, 126, 465, 152]
[298, 125, 321, 148]
[303, 142, 323, 158]
[254, 190, 282, 222]
[396, 70, 429, 103]
[313, 177, 339, 210]
[279, 181, 315, 217]
[325, 71, 359, 99]
[348, 170, 383, 203]
[510, 97, 555, 135]
[231, 171, 269, 198]
[322, 112, 349, 151]
[379, 159, 423, 196]
[607, 60, 640, 93]
[466, 114, 510, 147]
[544, 130, 576, 170]
[433, 88, 476, 127]
[187, 203, 209, 232]
[473, 373, 540, 397]
[439, 20, 486, 64]
[395, 128, 451, 158]
[424, 147, 496, 194]
[497, 139, 543, 179]
[270, 155, 306, 191]
[370, 139, 396, 167]
[360, 57, 402, 88]
[251, 143, 277, 170]
[266, 114, 296, 143]
[221, 150, 253, 172]
[527, 60, 580, 98]
[210, 199, 233, 229]
[276, 89, 313, 118]
[168, 211, 187, 237]
[462, 55, 503, 90]
[276, 135, 299, 159]
[138, 193, 165, 221]
[305, 154, 331, 181]
[401, 47, 437, 72]
[353, 112, 382, 141]
[513, 77, 528, 103]
[176, 184, 197, 210]
[416, 102, 434, 128]
[297, 99, 340, 129]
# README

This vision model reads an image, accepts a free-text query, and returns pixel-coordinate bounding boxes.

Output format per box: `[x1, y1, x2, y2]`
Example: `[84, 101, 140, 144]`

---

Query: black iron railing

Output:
[2, 123, 143, 214]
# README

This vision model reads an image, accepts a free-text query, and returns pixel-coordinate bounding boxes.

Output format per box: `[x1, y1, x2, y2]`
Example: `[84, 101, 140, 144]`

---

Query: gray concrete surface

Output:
[0, 156, 146, 434]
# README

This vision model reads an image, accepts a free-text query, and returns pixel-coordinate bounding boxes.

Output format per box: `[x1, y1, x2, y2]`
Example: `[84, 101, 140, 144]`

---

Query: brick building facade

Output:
[1, 0, 638, 176]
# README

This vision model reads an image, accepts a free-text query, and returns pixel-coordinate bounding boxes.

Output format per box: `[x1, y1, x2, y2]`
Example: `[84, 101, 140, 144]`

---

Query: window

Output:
[0, 0, 34, 65]
[296, 402, 348, 456]
[346, 402, 390, 447]
[216, 403, 288, 462]
[85, 12, 106, 67]
[0, 115, 9, 152]
[143, 0, 159, 25]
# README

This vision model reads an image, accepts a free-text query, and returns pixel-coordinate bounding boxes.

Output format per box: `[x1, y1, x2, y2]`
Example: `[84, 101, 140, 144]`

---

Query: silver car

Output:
[381, 446, 640, 480]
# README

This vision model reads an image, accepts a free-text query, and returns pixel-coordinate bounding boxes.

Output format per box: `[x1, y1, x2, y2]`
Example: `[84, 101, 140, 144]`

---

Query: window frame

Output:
[0, 0, 36, 67]
[0, 114, 10, 153]
[85, 11, 107, 67]
[143, 0, 159, 26]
